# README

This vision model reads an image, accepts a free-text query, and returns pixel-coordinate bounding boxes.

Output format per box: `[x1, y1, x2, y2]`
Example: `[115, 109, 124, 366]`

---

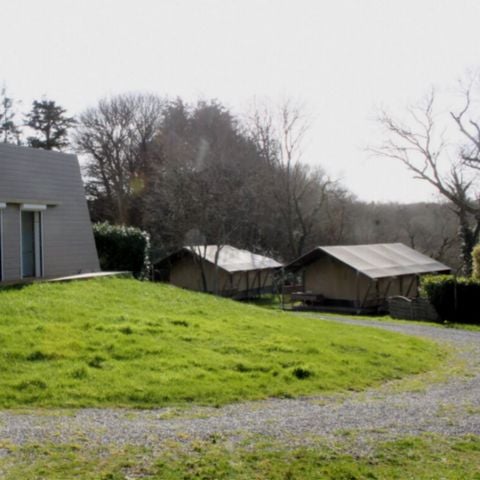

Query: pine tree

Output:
[26, 99, 76, 150]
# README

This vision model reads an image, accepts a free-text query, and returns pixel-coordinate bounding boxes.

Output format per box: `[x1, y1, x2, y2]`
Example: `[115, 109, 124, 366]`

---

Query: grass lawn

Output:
[1, 435, 479, 479]
[0, 278, 445, 408]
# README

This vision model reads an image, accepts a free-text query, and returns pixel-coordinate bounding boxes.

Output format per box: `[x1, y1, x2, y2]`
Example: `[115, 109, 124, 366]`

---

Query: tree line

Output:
[74, 94, 352, 263]
[0, 84, 470, 271]
[0, 87, 75, 149]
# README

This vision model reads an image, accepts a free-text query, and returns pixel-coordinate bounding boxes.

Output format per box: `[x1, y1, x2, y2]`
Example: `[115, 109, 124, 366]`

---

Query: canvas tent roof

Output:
[287, 243, 450, 279]
[160, 245, 283, 273]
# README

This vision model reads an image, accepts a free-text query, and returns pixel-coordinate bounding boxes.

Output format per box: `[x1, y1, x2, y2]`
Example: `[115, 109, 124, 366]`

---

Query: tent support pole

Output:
[361, 280, 373, 308]
[355, 271, 360, 309]
[405, 275, 416, 298]
[383, 278, 394, 302]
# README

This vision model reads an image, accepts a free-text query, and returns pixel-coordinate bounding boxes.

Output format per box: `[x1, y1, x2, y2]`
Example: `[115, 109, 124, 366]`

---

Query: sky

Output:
[2, 0, 480, 203]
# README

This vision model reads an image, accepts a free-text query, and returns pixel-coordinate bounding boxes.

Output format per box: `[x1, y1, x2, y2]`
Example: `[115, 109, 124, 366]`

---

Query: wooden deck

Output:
[287, 304, 379, 315]
[283, 290, 382, 315]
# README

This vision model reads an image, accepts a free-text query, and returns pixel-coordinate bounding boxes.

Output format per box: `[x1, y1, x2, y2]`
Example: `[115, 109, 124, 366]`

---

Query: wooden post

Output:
[404, 275, 417, 298]
[361, 280, 373, 308]
[383, 278, 394, 301]
[355, 271, 360, 309]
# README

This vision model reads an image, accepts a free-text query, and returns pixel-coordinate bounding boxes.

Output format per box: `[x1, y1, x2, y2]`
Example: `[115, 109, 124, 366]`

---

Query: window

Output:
[20, 205, 46, 279]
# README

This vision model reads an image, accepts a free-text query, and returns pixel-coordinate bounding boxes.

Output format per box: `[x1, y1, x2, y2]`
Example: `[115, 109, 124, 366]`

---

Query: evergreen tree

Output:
[26, 99, 75, 150]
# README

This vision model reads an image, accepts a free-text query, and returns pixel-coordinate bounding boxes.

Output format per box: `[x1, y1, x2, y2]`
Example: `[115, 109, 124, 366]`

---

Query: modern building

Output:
[0, 143, 100, 283]
[286, 243, 450, 311]
[156, 244, 282, 298]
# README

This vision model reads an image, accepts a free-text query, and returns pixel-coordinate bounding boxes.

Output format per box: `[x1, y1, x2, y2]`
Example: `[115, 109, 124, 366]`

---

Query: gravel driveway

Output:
[1, 317, 480, 450]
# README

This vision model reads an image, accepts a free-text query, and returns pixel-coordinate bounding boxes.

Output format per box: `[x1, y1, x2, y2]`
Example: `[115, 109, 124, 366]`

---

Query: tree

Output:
[74, 94, 165, 225]
[78, 93, 352, 266]
[26, 99, 76, 150]
[248, 99, 334, 258]
[372, 89, 480, 274]
[0, 86, 21, 144]
[144, 99, 266, 259]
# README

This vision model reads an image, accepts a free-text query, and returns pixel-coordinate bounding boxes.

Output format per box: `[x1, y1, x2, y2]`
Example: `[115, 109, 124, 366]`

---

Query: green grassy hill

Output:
[0, 278, 444, 408]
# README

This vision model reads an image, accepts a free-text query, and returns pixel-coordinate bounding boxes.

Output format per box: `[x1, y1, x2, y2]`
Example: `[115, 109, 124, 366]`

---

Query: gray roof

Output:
[0, 142, 78, 205]
[288, 243, 450, 279]
[185, 245, 283, 272]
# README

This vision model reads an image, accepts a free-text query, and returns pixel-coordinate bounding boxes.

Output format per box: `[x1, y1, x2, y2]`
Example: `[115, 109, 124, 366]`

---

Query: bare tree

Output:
[248, 99, 333, 258]
[0, 86, 21, 144]
[450, 75, 480, 171]
[372, 89, 480, 273]
[320, 186, 354, 244]
[74, 93, 165, 224]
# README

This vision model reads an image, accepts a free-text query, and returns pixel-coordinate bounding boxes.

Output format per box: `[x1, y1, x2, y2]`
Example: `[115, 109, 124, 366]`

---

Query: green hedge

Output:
[93, 222, 151, 278]
[420, 275, 480, 323]
[473, 244, 480, 280]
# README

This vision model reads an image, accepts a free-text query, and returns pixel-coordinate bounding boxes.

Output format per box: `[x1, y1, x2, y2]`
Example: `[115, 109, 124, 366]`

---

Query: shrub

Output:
[420, 274, 480, 323]
[473, 244, 480, 280]
[93, 222, 151, 278]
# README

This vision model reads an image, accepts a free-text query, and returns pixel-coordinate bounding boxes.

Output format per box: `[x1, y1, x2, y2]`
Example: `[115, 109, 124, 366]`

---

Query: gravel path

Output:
[1, 317, 480, 450]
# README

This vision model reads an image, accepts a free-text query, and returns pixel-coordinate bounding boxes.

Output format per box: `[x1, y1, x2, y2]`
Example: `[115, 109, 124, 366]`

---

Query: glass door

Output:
[22, 211, 36, 278]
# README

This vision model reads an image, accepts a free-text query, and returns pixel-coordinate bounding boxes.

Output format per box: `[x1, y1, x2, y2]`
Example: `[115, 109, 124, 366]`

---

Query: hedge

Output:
[420, 274, 480, 323]
[473, 244, 480, 280]
[93, 222, 151, 279]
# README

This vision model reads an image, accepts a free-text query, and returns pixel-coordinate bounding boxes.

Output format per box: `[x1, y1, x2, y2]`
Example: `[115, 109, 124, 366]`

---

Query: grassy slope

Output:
[0, 278, 444, 408]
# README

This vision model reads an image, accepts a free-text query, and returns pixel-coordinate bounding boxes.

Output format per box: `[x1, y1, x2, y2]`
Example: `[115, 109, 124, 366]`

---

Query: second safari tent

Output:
[286, 243, 451, 311]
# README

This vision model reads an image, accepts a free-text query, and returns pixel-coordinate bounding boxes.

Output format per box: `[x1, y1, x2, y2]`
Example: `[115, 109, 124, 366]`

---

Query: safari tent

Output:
[0, 143, 100, 283]
[156, 245, 282, 298]
[286, 243, 450, 311]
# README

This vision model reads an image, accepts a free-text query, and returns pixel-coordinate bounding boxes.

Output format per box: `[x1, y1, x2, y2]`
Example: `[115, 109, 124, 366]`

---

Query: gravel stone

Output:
[1, 317, 479, 449]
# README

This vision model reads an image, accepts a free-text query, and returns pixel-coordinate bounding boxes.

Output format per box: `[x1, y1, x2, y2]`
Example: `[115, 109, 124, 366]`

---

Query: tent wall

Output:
[376, 275, 418, 299]
[303, 255, 419, 306]
[304, 256, 371, 301]
[168, 255, 276, 296]
[169, 256, 229, 293]
[230, 269, 274, 293]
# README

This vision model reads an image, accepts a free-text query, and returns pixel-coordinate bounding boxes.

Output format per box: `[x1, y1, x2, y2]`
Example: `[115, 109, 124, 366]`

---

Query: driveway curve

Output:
[1, 317, 480, 450]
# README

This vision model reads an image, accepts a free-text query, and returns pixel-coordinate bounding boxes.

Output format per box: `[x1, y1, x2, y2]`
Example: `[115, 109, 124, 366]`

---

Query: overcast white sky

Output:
[2, 0, 480, 202]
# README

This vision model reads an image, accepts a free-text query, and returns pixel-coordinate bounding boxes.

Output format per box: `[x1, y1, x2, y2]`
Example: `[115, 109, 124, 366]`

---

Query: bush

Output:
[93, 222, 151, 278]
[472, 244, 480, 280]
[420, 274, 480, 323]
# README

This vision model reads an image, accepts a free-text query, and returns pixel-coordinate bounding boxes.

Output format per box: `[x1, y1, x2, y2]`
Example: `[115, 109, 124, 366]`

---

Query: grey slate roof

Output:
[177, 245, 283, 272]
[288, 243, 451, 279]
